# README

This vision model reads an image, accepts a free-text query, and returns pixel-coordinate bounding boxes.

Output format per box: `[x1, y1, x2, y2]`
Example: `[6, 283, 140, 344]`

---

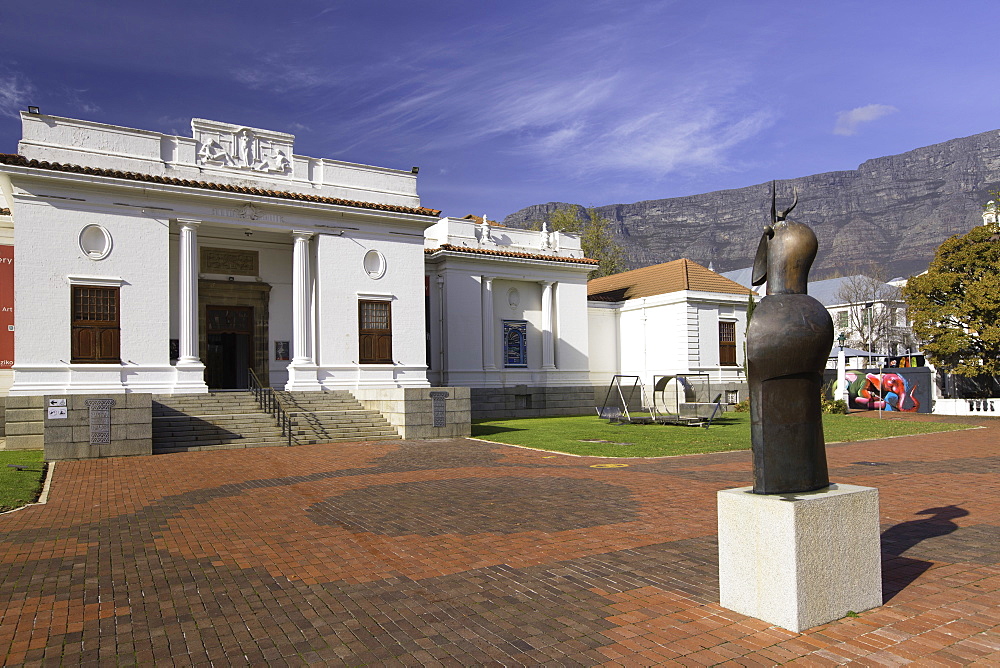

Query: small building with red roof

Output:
[588, 258, 755, 404]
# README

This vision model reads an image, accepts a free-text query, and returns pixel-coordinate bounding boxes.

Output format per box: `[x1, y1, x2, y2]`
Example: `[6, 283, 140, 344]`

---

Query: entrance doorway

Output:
[205, 306, 254, 389]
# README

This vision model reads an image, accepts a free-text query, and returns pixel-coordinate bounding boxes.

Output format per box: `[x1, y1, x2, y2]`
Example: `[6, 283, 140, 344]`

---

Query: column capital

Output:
[482, 276, 495, 286]
[175, 218, 201, 230]
[539, 279, 555, 288]
[291, 230, 315, 241]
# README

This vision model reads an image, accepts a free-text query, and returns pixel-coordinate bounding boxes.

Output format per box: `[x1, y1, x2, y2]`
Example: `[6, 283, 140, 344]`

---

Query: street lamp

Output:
[836, 332, 849, 407]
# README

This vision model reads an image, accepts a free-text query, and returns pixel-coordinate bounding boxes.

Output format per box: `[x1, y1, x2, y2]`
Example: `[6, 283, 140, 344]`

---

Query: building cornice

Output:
[424, 243, 598, 266]
[0, 153, 441, 218]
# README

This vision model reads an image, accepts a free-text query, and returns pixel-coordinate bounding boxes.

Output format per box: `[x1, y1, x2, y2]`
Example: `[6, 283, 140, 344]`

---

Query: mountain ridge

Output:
[501, 129, 1000, 279]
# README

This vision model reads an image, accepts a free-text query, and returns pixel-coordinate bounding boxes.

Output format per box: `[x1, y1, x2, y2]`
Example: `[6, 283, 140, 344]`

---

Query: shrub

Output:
[734, 398, 751, 413]
[822, 398, 848, 414]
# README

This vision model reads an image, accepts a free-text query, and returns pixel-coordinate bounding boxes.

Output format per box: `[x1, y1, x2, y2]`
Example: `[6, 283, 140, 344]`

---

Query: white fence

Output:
[933, 398, 999, 416]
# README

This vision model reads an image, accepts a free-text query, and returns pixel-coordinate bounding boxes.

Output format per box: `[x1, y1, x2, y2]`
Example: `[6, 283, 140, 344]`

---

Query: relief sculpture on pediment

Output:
[193, 119, 293, 175]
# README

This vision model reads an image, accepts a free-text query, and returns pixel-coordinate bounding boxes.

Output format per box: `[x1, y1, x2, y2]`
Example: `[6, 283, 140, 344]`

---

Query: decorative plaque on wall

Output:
[201, 248, 259, 276]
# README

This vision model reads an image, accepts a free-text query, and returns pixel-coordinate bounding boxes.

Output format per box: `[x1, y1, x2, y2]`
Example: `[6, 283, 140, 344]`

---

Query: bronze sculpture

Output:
[746, 186, 833, 494]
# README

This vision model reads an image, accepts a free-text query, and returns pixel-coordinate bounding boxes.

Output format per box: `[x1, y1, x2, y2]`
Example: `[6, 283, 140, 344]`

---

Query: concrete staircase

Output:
[152, 390, 400, 454]
[152, 392, 290, 454]
[275, 391, 401, 445]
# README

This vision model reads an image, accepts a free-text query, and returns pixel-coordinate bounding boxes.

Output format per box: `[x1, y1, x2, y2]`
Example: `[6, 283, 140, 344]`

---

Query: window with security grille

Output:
[71, 285, 121, 363]
[358, 300, 392, 364]
[719, 321, 737, 366]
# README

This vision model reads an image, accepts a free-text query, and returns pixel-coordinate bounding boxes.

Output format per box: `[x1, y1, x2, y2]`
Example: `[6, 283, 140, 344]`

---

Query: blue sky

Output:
[2, 1, 998, 219]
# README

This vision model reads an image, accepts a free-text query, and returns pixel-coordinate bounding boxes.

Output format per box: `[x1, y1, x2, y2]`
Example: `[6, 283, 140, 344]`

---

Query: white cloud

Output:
[239, 10, 776, 182]
[834, 104, 898, 136]
[0, 75, 34, 119]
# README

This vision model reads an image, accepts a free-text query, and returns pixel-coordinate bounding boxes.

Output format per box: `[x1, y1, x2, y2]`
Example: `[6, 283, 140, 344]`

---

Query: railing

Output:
[248, 368, 293, 447]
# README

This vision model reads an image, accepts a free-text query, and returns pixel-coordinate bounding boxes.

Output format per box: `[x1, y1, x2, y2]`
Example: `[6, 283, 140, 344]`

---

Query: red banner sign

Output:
[0, 245, 12, 368]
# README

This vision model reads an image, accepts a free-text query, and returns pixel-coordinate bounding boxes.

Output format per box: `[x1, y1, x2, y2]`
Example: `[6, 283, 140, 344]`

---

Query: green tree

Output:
[531, 206, 625, 278]
[902, 222, 1000, 379]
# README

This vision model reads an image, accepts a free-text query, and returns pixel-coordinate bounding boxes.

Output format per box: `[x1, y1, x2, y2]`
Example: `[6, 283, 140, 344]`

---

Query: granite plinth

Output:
[717, 483, 882, 632]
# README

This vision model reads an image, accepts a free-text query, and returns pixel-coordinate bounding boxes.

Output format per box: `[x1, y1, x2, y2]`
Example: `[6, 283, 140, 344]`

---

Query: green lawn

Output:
[471, 412, 971, 458]
[0, 451, 46, 512]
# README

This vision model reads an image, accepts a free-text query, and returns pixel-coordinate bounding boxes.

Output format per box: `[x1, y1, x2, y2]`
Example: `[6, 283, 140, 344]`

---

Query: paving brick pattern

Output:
[1, 414, 999, 665]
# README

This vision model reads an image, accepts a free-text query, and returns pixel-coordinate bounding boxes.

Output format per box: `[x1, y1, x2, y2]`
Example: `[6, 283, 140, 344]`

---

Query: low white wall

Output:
[933, 398, 999, 416]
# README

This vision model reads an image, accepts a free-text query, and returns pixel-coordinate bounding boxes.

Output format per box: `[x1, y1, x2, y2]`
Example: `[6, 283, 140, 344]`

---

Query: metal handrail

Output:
[247, 368, 293, 447]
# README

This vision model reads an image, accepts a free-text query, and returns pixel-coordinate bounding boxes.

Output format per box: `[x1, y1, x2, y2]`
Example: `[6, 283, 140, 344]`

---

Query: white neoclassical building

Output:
[424, 216, 598, 416]
[0, 112, 441, 396]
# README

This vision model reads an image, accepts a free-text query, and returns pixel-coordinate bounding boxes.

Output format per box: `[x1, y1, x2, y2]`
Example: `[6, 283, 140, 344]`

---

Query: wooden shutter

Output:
[358, 300, 392, 364]
[719, 321, 737, 366]
[71, 286, 121, 363]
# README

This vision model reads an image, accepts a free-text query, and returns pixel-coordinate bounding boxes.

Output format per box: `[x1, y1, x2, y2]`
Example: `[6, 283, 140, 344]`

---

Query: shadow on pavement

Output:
[880, 505, 969, 602]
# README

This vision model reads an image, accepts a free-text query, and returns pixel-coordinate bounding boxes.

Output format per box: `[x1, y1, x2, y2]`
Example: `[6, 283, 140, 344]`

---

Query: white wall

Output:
[315, 228, 429, 388]
[588, 291, 750, 394]
[10, 192, 171, 394]
[425, 250, 593, 389]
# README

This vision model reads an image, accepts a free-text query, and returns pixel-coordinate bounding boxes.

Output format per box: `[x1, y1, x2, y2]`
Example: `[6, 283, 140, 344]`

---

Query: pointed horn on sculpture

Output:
[770, 181, 777, 225]
[778, 189, 798, 221]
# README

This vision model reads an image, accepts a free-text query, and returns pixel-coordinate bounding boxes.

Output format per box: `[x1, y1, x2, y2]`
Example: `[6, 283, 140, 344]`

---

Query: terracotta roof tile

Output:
[461, 214, 506, 228]
[0, 153, 441, 217]
[587, 258, 753, 301]
[425, 244, 599, 265]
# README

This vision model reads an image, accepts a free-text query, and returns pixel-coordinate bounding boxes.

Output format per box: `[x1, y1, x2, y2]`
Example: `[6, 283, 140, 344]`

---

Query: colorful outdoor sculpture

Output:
[746, 187, 834, 494]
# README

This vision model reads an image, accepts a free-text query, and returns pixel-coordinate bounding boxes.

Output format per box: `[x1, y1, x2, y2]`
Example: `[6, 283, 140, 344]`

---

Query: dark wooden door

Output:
[71, 285, 120, 363]
[358, 300, 392, 364]
[205, 306, 253, 388]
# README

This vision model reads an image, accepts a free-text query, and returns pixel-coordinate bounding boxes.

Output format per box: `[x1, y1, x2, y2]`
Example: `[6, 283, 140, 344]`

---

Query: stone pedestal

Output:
[284, 364, 322, 392]
[718, 483, 882, 632]
[172, 362, 209, 394]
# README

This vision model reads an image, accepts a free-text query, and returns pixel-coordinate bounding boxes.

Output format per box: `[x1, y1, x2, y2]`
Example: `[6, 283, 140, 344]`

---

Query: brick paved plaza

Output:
[1, 414, 998, 666]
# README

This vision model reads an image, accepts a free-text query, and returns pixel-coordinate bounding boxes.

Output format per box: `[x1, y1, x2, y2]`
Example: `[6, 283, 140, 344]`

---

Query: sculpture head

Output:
[751, 185, 817, 295]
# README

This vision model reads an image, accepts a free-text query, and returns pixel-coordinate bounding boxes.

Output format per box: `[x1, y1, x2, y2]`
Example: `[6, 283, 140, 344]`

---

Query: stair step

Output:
[151, 390, 399, 453]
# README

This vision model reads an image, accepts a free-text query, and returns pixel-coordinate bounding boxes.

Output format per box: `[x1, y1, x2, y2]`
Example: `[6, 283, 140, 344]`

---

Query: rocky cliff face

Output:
[502, 129, 1000, 279]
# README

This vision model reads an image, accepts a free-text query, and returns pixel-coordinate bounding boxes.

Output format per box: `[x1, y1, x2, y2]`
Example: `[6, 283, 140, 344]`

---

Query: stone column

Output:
[291, 231, 314, 364]
[286, 230, 321, 391]
[482, 277, 497, 370]
[540, 281, 556, 370]
[172, 219, 207, 393]
[177, 220, 200, 364]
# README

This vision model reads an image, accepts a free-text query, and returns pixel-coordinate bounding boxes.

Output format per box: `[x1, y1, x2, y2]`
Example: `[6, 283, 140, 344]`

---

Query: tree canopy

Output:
[902, 223, 1000, 378]
[532, 206, 625, 278]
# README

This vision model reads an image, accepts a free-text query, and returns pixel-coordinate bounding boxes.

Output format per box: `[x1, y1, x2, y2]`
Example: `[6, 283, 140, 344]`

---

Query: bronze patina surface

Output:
[746, 188, 833, 494]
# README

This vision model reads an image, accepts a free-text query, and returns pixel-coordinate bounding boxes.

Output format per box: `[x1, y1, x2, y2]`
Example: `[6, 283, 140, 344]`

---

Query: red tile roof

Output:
[425, 244, 599, 265]
[588, 258, 753, 301]
[0, 153, 441, 217]
[461, 214, 507, 228]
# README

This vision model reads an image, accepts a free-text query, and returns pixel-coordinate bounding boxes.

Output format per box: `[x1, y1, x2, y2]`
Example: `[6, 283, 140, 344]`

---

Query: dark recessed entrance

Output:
[206, 306, 253, 389]
[198, 279, 271, 388]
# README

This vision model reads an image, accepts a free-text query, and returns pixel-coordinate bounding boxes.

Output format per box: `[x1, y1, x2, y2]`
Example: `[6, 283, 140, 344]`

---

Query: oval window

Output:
[79, 225, 113, 260]
[363, 249, 386, 279]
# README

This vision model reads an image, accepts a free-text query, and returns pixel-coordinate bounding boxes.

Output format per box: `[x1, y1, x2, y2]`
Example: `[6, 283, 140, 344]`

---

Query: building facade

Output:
[588, 259, 754, 405]
[424, 216, 597, 417]
[0, 112, 441, 396]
